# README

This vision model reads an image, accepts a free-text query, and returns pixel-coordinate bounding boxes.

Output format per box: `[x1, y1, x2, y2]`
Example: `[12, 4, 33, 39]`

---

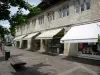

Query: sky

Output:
[0, 0, 41, 28]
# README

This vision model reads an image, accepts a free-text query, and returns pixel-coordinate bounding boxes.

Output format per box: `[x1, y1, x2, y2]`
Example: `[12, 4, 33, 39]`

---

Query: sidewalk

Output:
[0, 46, 99, 75]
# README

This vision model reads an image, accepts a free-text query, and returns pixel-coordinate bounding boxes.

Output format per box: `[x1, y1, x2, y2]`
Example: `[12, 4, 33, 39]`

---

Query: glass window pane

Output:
[85, 0, 90, 10]
[62, 7, 66, 17]
[81, 4, 84, 11]
[59, 9, 62, 18]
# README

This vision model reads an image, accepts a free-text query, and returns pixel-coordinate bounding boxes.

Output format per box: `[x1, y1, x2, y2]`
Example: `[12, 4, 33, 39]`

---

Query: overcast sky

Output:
[0, 0, 41, 28]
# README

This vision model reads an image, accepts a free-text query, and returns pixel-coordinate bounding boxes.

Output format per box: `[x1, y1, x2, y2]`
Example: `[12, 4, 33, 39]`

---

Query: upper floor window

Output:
[75, 0, 90, 13]
[47, 11, 55, 22]
[32, 19, 36, 27]
[59, 6, 69, 18]
[27, 22, 30, 29]
[38, 15, 44, 24]
[85, 0, 90, 10]
[16, 26, 20, 32]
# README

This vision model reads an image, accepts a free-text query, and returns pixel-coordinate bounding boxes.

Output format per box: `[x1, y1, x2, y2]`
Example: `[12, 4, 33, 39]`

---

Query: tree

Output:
[0, 25, 9, 39]
[0, 0, 41, 36]
[0, 0, 30, 20]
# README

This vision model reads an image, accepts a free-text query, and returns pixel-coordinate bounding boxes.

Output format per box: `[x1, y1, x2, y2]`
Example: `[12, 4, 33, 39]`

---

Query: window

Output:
[32, 19, 36, 26]
[38, 15, 44, 24]
[27, 23, 30, 29]
[47, 11, 55, 22]
[59, 9, 62, 18]
[75, 0, 80, 13]
[67, 6, 69, 16]
[62, 7, 67, 17]
[74, 0, 90, 13]
[80, 0, 85, 12]
[59, 6, 69, 18]
[17, 26, 20, 32]
[85, 0, 90, 10]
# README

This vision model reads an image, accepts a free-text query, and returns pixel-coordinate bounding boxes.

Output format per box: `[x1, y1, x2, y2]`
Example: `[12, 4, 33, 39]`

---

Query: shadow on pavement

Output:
[0, 56, 5, 62]
[41, 52, 58, 56]
[62, 56, 100, 66]
[11, 54, 23, 58]
[11, 62, 53, 75]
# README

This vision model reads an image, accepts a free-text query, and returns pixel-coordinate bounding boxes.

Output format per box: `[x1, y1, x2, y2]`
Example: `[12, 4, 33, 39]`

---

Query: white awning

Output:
[14, 35, 25, 41]
[61, 22, 100, 43]
[36, 28, 63, 39]
[23, 32, 39, 40]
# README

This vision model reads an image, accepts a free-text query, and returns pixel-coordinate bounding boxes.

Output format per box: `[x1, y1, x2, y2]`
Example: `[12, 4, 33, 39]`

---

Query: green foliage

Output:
[9, 26, 16, 36]
[0, 0, 41, 36]
[9, 9, 27, 26]
[0, 0, 30, 20]
[98, 35, 100, 46]
[0, 25, 9, 39]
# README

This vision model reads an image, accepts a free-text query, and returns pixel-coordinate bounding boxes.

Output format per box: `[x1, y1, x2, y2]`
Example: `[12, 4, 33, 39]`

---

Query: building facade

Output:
[14, 0, 100, 59]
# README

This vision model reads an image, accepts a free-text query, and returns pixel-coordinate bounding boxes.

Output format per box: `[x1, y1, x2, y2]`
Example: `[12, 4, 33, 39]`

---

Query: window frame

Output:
[38, 15, 44, 24]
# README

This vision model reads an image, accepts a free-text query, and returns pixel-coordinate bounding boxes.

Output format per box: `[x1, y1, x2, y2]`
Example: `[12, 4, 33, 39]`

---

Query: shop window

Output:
[78, 43, 100, 56]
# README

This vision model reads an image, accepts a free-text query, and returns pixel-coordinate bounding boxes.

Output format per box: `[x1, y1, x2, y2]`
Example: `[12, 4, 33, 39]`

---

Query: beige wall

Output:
[15, 0, 100, 56]
[16, 0, 100, 36]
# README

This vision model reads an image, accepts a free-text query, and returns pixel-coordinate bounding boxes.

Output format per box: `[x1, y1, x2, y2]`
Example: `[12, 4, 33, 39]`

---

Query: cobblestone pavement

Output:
[0, 46, 99, 75]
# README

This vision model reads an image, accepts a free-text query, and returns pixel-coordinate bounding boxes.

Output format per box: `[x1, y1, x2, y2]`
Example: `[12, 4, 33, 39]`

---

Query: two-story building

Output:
[14, 0, 100, 59]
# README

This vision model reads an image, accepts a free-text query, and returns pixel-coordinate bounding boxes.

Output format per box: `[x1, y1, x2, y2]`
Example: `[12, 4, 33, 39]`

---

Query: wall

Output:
[16, 0, 100, 37]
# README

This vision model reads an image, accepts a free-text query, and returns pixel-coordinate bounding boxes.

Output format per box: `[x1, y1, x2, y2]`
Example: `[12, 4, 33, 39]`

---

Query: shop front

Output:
[14, 35, 26, 48]
[60, 22, 100, 59]
[22, 32, 40, 50]
[36, 28, 64, 54]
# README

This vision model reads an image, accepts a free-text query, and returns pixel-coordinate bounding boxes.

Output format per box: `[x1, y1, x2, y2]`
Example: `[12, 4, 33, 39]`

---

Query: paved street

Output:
[0, 46, 100, 75]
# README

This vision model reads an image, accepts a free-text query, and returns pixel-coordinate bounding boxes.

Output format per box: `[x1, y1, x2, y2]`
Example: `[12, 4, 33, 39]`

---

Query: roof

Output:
[38, 0, 67, 10]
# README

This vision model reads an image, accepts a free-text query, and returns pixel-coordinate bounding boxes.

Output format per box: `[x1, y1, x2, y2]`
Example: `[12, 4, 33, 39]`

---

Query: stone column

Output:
[27, 39, 31, 50]
[63, 43, 70, 56]
[68, 43, 78, 57]
[40, 39, 45, 52]
[19, 40, 23, 48]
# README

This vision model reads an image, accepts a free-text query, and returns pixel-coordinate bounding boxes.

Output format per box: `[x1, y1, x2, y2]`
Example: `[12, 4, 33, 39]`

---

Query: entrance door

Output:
[16, 41, 20, 47]
[22, 40, 27, 49]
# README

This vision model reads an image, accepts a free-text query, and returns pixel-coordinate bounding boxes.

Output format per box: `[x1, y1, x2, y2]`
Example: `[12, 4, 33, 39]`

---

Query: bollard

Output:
[5, 50, 10, 60]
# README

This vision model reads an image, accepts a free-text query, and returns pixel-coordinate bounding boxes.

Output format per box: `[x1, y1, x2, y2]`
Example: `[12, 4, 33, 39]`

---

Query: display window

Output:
[78, 43, 100, 55]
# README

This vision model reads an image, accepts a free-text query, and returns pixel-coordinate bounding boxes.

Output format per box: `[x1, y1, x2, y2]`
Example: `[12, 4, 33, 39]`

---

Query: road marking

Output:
[58, 66, 80, 75]
[74, 62, 98, 75]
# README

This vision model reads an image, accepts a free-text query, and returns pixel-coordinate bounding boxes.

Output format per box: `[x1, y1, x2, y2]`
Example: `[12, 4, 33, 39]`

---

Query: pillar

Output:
[39, 39, 45, 52]
[27, 39, 31, 50]
[68, 43, 78, 57]
[19, 40, 22, 48]
[63, 43, 78, 57]
[63, 43, 70, 56]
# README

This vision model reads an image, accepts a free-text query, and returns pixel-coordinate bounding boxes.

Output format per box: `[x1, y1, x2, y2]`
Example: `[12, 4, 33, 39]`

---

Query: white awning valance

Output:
[36, 28, 63, 39]
[14, 35, 25, 41]
[23, 32, 39, 40]
[61, 22, 100, 43]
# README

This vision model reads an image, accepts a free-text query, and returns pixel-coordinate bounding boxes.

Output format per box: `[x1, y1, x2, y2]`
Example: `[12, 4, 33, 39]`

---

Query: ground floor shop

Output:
[61, 22, 100, 59]
[36, 28, 64, 54]
[14, 22, 100, 60]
